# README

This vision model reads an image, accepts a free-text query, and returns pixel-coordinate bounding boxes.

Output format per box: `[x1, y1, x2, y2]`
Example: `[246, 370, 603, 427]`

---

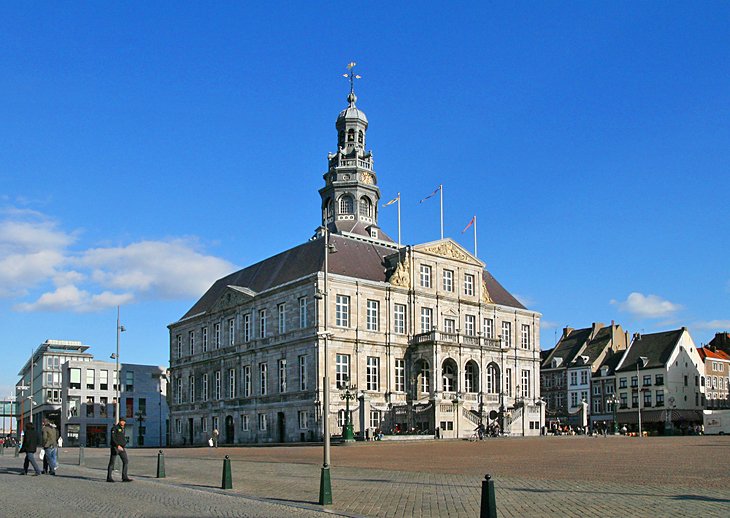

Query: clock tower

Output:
[319, 63, 390, 242]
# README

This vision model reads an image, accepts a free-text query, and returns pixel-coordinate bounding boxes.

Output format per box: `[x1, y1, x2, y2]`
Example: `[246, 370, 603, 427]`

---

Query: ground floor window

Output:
[369, 410, 381, 429]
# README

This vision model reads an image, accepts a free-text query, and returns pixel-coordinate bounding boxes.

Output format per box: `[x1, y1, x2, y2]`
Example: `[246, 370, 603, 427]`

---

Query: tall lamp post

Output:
[608, 394, 619, 435]
[636, 356, 648, 438]
[112, 306, 126, 423]
[340, 375, 357, 443]
[316, 226, 337, 505]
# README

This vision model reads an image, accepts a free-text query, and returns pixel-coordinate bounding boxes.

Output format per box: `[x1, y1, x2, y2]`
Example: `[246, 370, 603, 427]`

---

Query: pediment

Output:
[209, 285, 257, 313]
[413, 239, 484, 267]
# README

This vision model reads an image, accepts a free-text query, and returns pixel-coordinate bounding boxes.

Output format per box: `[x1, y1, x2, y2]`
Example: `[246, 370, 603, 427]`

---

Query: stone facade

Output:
[168, 80, 543, 444]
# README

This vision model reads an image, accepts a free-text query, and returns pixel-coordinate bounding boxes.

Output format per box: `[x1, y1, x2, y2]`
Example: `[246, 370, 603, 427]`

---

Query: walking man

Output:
[42, 419, 59, 475]
[107, 417, 132, 482]
[212, 428, 219, 448]
[19, 422, 42, 476]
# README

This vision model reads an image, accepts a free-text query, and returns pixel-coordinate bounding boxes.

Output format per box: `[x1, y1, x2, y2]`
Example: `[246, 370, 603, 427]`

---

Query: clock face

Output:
[361, 172, 373, 184]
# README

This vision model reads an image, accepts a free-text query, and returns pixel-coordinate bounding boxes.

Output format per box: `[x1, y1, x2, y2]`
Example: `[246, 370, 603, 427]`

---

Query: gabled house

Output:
[698, 345, 730, 410]
[541, 322, 626, 427]
[615, 328, 704, 434]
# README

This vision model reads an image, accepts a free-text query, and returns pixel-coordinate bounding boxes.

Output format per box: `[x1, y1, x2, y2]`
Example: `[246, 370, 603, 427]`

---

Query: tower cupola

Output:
[318, 63, 391, 243]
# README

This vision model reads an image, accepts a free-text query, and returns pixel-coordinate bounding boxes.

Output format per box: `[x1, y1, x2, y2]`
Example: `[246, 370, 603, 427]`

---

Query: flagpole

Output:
[473, 215, 478, 258]
[397, 192, 401, 247]
[439, 184, 444, 240]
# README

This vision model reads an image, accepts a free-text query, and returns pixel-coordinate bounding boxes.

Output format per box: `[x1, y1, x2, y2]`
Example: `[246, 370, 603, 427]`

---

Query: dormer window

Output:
[347, 129, 355, 142]
[339, 195, 354, 214]
[370, 229, 378, 239]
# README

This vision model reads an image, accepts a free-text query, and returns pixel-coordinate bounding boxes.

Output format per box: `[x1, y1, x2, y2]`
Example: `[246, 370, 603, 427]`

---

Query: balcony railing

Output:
[412, 331, 503, 349]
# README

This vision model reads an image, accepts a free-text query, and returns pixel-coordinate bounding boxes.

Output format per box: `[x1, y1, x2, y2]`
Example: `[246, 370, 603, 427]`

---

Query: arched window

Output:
[323, 198, 333, 220]
[359, 197, 372, 217]
[358, 130, 364, 144]
[347, 129, 355, 142]
[486, 364, 500, 394]
[465, 361, 479, 393]
[339, 196, 354, 215]
[420, 362, 430, 394]
[442, 362, 456, 392]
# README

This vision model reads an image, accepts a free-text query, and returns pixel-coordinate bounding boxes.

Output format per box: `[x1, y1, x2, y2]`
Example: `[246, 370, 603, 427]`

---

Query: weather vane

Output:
[343, 61, 362, 95]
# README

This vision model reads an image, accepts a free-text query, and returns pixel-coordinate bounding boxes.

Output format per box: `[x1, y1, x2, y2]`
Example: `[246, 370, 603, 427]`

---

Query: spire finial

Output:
[342, 61, 361, 105]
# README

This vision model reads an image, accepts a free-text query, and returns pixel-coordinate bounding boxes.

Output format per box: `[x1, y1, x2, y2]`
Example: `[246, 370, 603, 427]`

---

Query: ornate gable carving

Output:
[387, 254, 411, 288]
[481, 279, 493, 304]
[415, 240, 483, 266]
[210, 286, 256, 313]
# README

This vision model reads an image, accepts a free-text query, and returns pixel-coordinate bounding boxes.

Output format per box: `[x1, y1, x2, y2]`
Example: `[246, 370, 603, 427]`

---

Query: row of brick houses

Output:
[541, 327, 730, 434]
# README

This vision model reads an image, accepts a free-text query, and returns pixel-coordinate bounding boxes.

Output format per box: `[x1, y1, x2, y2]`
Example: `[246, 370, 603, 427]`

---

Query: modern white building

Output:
[61, 361, 169, 447]
[15, 339, 169, 447]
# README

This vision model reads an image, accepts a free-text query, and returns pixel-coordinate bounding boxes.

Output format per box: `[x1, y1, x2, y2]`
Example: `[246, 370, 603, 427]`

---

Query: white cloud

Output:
[0, 212, 74, 296]
[14, 285, 134, 313]
[611, 292, 682, 319]
[1, 207, 236, 312]
[693, 320, 730, 331]
[77, 239, 235, 299]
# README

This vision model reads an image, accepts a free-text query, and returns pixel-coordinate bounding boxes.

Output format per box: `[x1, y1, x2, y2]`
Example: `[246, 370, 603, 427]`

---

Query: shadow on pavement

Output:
[673, 495, 730, 503]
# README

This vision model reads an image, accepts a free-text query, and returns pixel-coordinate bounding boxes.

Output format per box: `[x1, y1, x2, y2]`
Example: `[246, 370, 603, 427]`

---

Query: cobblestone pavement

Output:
[1, 435, 728, 517]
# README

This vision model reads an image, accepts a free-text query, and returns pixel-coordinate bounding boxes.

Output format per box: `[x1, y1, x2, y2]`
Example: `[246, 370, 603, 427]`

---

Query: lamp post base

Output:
[319, 465, 332, 505]
[342, 423, 355, 443]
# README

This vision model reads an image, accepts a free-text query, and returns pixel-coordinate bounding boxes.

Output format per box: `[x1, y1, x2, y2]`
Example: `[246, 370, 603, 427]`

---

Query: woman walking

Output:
[19, 422, 42, 476]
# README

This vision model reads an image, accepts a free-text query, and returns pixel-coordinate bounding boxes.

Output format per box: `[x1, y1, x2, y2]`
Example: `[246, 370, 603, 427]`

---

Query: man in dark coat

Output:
[106, 417, 132, 482]
[19, 422, 42, 476]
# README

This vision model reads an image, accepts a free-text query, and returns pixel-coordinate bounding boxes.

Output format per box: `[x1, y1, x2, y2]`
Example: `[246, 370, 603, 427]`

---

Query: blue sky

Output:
[1, 2, 729, 398]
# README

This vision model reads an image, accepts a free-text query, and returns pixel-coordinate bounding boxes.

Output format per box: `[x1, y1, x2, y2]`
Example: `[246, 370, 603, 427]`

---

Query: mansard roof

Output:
[482, 270, 525, 309]
[178, 234, 529, 322]
[615, 329, 684, 372]
[541, 327, 593, 369]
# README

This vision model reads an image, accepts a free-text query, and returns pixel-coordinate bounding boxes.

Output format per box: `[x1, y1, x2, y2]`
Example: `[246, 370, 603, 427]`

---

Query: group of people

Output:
[17, 417, 132, 482]
[18, 419, 60, 476]
[474, 422, 501, 439]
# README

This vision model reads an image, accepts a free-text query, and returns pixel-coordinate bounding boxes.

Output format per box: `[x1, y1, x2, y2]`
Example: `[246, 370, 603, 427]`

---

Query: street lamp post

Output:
[636, 357, 648, 438]
[112, 306, 126, 423]
[317, 226, 336, 505]
[340, 376, 357, 443]
[608, 394, 619, 434]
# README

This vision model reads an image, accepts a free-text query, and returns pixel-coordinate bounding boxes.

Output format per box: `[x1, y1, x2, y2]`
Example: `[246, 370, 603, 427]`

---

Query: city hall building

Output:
[168, 83, 543, 444]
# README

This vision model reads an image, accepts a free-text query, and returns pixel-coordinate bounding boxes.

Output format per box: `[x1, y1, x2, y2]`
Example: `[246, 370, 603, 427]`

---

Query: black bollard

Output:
[78, 446, 85, 466]
[480, 474, 498, 518]
[221, 455, 232, 489]
[156, 450, 166, 478]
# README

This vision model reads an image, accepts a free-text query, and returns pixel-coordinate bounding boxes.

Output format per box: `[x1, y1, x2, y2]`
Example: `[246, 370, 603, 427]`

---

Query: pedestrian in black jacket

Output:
[19, 422, 42, 476]
[106, 417, 132, 482]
